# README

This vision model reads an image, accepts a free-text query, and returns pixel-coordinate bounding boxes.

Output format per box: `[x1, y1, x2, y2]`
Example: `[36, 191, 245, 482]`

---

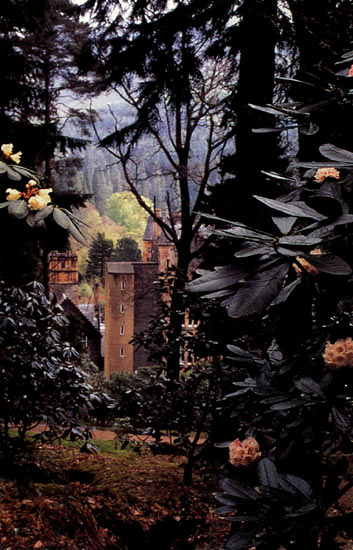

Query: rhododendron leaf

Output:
[271, 278, 301, 306]
[275, 76, 316, 87]
[294, 377, 325, 398]
[270, 398, 305, 410]
[26, 212, 36, 227]
[252, 127, 284, 134]
[301, 254, 352, 275]
[278, 235, 322, 246]
[187, 266, 249, 293]
[67, 220, 89, 246]
[227, 345, 255, 360]
[213, 505, 236, 514]
[267, 339, 283, 362]
[201, 289, 233, 299]
[234, 245, 272, 258]
[331, 407, 350, 432]
[272, 216, 297, 235]
[248, 103, 287, 116]
[11, 165, 38, 179]
[262, 171, 297, 182]
[221, 515, 259, 522]
[223, 263, 289, 318]
[222, 529, 256, 550]
[0, 161, 7, 173]
[260, 395, 288, 404]
[6, 167, 22, 181]
[0, 201, 9, 209]
[215, 226, 273, 242]
[33, 205, 54, 222]
[276, 247, 302, 257]
[257, 458, 279, 488]
[284, 475, 312, 499]
[254, 196, 326, 221]
[319, 144, 353, 163]
[296, 101, 329, 113]
[8, 199, 29, 219]
[53, 208, 71, 229]
[220, 478, 260, 501]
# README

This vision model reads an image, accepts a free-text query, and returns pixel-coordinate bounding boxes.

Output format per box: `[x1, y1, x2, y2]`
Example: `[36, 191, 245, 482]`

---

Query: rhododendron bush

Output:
[189, 52, 353, 550]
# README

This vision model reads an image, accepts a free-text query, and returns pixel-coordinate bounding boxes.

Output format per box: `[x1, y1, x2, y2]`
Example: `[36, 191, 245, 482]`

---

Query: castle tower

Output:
[48, 251, 79, 304]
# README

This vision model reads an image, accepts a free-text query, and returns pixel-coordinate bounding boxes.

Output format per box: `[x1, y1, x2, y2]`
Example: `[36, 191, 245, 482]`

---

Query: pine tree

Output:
[85, 233, 113, 284]
[111, 237, 142, 262]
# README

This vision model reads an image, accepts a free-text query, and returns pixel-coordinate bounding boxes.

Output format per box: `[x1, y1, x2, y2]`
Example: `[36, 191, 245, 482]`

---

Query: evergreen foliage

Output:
[111, 237, 142, 262]
[85, 232, 114, 283]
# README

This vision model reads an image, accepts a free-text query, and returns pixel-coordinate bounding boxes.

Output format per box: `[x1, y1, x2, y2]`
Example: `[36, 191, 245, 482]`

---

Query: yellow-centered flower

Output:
[6, 188, 22, 201]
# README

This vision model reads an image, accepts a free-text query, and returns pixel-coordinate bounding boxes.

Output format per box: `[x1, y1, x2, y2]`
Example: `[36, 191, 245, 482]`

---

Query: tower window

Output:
[120, 304, 125, 313]
[120, 347, 125, 357]
[121, 280, 125, 290]
[120, 326, 124, 335]
[61, 261, 66, 268]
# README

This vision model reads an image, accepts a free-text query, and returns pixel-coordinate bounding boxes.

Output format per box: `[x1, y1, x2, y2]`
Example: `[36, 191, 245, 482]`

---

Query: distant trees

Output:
[112, 237, 142, 262]
[106, 191, 152, 244]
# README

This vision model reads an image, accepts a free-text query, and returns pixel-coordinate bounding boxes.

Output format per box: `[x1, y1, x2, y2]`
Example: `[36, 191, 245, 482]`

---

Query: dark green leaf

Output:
[294, 377, 325, 397]
[0, 161, 8, 173]
[53, 208, 71, 229]
[257, 458, 279, 488]
[248, 103, 286, 116]
[0, 201, 9, 209]
[6, 167, 22, 181]
[254, 196, 326, 221]
[332, 407, 350, 432]
[223, 263, 289, 318]
[227, 345, 255, 360]
[33, 205, 54, 222]
[187, 266, 249, 293]
[299, 122, 319, 135]
[272, 216, 297, 235]
[67, 221, 89, 246]
[319, 143, 353, 163]
[284, 475, 312, 499]
[285, 503, 317, 517]
[252, 127, 284, 134]
[275, 76, 316, 87]
[278, 235, 322, 246]
[26, 212, 36, 227]
[301, 254, 352, 275]
[234, 245, 272, 258]
[271, 278, 301, 306]
[270, 399, 304, 410]
[220, 478, 260, 501]
[8, 200, 29, 219]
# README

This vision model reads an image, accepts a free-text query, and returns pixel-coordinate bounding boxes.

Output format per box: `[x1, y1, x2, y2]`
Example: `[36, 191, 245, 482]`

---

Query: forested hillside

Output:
[53, 101, 214, 214]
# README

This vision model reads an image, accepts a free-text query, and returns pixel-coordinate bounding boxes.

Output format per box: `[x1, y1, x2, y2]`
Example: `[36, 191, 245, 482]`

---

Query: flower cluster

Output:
[6, 180, 52, 211]
[294, 248, 322, 276]
[314, 167, 340, 183]
[1, 143, 22, 164]
[229, 437, 261, 467]
[322, 338, 353, 370]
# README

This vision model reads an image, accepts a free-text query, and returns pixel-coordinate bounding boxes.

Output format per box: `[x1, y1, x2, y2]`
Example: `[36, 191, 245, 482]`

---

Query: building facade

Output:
[104, 261, 160, 375]
[48, 250, 79, 304]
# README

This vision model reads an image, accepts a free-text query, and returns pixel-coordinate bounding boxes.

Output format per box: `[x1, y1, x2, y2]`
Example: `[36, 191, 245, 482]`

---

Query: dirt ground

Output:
[0, 442, 228, 550]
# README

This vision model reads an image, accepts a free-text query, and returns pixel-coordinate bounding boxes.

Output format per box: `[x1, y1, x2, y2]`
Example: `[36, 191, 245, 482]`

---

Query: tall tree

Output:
[111, 237, 142, 262]
[85, 232, 113, 284]
[84, 0, 232, 379]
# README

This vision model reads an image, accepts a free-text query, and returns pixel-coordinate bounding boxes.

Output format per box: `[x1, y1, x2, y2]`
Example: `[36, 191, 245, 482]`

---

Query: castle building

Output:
[104, 261, 160, 375]
[48, 250, 79, 304]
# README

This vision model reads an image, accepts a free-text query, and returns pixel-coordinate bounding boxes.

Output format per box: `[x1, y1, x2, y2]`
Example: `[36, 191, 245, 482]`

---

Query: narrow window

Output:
[61, 261, 66, 268]
[120, 326, 124, 335]
[121, 280, 125, 290]
[120, 347, 125, 357]
[120, 304, 125, 313]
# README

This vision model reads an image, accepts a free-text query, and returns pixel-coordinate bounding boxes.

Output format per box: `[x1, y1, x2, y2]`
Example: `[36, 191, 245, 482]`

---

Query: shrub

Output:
[0, 281, 107, 462]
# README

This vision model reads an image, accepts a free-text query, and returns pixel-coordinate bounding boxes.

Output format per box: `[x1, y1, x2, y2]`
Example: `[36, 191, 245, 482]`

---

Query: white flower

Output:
[9, 151, 22, 164]
[28, 179, 37, 187]
[37, 188, 52, 205]
[28, 195, 47, 210]
[6, 188, 22, 201]
[1, 144, 13, 157]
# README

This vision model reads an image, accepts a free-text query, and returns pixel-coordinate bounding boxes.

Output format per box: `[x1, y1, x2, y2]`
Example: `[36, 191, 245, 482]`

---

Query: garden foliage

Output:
[0, 281, 111, 462]
[188, 56, 353, 549]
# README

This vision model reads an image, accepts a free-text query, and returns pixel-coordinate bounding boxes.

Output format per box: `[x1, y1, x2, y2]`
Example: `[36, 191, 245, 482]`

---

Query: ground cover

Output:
[0, 440, 227, 550]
